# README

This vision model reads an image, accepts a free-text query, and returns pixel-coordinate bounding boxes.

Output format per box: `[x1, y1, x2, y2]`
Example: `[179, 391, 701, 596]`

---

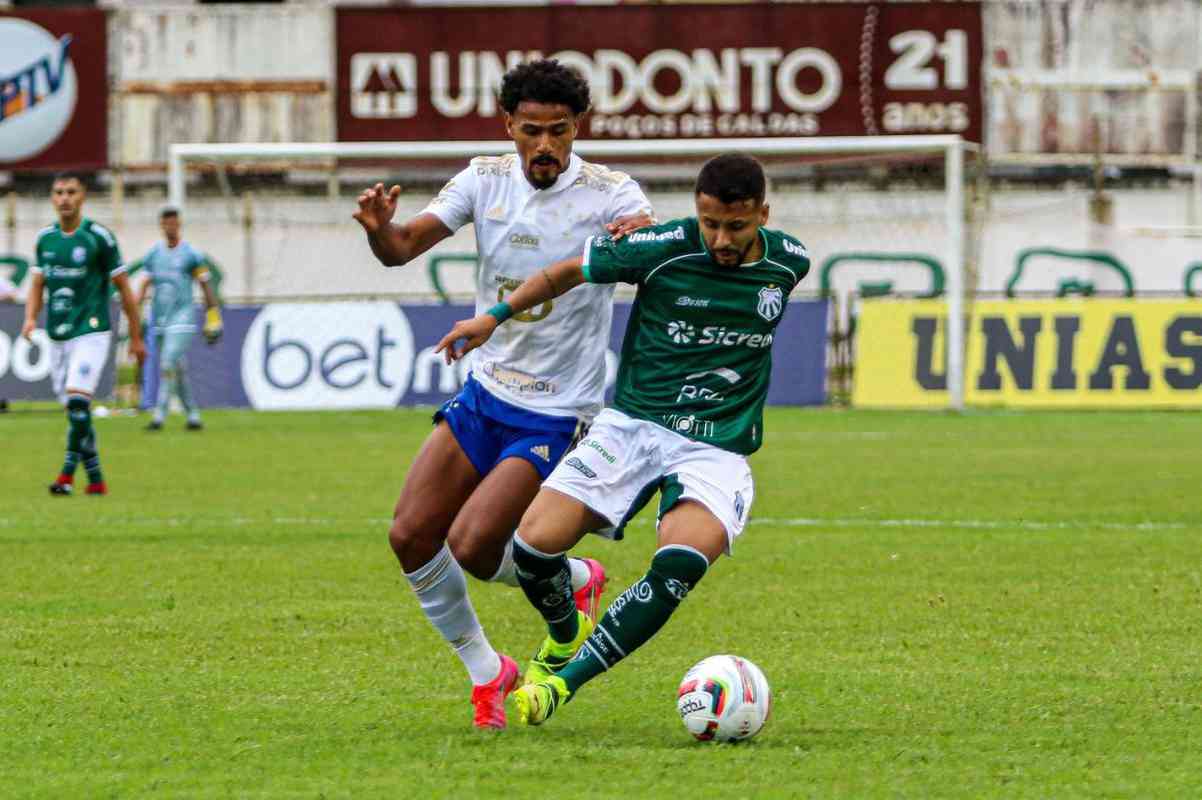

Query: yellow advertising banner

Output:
[853, 299, 1202, 408]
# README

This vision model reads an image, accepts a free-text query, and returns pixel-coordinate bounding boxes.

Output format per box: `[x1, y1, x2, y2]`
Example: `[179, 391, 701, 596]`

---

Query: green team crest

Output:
[757, 285, 784, 321]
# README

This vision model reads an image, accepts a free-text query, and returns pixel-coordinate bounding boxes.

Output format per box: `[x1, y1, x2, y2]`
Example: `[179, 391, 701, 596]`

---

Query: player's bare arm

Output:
[352, 183, 453, 267]
[113, 272, 146, 365]
[21, 271, 44, 341]
[435, 256, 586, 364]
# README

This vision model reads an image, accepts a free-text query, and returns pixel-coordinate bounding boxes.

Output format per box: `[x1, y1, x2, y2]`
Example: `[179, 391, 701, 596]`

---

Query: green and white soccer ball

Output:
[676, 654, 771, 742]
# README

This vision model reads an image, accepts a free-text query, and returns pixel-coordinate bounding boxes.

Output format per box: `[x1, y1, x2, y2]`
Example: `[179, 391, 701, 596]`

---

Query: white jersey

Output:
[422, 152, 652, 421]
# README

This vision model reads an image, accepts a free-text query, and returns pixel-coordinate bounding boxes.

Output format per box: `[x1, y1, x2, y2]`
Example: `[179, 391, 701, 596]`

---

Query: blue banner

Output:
[140, 299, 828, 410]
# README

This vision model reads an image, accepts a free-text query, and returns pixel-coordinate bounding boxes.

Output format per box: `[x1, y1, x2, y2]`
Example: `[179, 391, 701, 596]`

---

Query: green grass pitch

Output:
[2, 408, 1201, 797]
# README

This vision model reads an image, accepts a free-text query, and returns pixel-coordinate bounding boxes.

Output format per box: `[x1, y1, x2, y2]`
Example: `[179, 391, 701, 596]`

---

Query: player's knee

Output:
[446, 523, 504, 580]
[387, 508, 444, 562]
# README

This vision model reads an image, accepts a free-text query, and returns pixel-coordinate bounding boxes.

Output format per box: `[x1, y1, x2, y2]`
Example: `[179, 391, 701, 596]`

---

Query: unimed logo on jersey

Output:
[0, 19, 78, 162]
[241, 303, 416, 410]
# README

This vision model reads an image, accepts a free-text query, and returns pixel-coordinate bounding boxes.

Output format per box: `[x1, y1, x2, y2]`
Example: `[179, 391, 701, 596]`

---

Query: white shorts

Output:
[51, 331, 112, 400]
[543, 408, 755, 552]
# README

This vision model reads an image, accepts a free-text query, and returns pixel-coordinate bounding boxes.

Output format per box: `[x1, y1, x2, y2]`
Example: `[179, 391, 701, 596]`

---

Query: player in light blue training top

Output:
[138, 207, 222, 430]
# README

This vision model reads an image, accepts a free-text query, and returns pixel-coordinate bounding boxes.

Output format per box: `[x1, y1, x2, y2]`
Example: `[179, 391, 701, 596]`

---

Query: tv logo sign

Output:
[241, 303, 416, 410]
[0, 19, 78, 163]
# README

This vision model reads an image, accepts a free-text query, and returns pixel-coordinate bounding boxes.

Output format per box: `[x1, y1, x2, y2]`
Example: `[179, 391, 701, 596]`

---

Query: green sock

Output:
[66, 396, 102, 485]
[513, 535, 579, 644]
[558, 545, 709, 694]
[63, 396, 88, 477]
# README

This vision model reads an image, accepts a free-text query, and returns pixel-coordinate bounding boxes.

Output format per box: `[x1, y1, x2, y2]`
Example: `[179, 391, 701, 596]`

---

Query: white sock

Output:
[404, 544, 501, 685]
[568, 557, 591, 593]
[492, 538, 590, 593]
[489, 538, 521, 587]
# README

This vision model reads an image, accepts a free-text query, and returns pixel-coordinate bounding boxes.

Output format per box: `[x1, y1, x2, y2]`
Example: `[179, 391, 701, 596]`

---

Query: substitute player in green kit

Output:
[22, 173, 146, 496]
[436, 153, 810, 725]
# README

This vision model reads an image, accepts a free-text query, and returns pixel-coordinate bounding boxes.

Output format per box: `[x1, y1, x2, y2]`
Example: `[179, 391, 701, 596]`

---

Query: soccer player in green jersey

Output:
[138, 207, 222, 431]
[437, 153, 810, 725]
[22, 173, 147, 496]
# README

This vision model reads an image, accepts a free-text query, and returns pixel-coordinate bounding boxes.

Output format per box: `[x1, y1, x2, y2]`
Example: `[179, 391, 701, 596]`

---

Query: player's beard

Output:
[527, 155, 562, 189]
[714, 239, 756, 267]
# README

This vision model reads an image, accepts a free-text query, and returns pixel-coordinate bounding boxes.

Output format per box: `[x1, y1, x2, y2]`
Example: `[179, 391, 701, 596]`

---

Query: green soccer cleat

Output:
[512, 675, 571, 726]
[524, 609, 594, 686]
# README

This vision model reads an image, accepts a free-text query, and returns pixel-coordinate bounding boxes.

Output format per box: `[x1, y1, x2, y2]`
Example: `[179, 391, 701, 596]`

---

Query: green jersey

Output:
[583, 217, 810, 455]
[33, 218, 126, 341]
[143, 240, 207, 331]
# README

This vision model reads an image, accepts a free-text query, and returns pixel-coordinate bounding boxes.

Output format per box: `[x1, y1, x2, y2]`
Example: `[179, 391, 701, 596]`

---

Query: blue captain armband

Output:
[486, 302, 513, 324]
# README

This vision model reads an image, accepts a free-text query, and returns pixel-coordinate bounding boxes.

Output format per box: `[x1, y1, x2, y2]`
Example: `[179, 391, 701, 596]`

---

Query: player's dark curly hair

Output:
[695, 153, 766, 206]
[499, 59, 591, 116]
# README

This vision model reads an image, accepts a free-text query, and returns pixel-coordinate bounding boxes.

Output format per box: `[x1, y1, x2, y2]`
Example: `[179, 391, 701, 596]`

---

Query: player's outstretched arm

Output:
[352, 183, 452, 267]
[20, 271, 44, 341]
[113, 272, 146, 365]
[435, 257, 586, 364]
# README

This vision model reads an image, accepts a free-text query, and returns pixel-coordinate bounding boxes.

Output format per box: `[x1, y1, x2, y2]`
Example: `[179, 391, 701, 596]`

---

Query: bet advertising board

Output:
[337, 3, 983, 142]
[0, 9, 108, 170]
[853, 299, 1202, 409]
[130, 299, 829, 410]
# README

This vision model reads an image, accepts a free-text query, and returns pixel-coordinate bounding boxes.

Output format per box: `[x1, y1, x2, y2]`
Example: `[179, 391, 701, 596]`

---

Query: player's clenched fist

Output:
[435, 315, 499, 365]
[352, 183, 402, 233]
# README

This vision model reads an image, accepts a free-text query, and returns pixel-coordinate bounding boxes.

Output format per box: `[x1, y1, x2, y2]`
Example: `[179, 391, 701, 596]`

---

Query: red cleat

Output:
[48, 475, 74, 496]
[470, 654, 519, 730]
[573, 557, 607, 623]
[85, 481, 107, 496]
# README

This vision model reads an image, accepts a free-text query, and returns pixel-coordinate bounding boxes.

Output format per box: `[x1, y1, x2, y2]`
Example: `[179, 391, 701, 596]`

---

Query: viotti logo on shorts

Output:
[241, 302, 415, 410]
[626, 226, 685, 244]
[0, 20, 78, 163]
[564, 456, 597, 479]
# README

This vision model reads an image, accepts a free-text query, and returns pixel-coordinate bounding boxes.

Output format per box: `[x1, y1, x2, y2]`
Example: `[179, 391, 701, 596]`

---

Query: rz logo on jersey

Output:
[757, 286, 784, 321]
[667, 320, 695, 344]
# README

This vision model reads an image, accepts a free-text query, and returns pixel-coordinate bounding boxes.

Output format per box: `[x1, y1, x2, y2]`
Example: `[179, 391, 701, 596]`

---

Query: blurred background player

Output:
[352, 59, 654, 729]
[22, 173, 146, 496]
[138, 207, 223, 431]
[437, 153, 810, 726]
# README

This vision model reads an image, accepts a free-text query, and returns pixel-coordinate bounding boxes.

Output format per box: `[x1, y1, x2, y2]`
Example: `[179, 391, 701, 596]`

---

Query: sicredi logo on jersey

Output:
[241, 303, 416, 410]
[0, 19, 78, 162]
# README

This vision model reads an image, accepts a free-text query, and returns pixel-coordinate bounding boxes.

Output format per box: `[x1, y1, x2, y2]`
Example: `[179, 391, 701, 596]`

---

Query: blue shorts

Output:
[434, 376, 583, 481]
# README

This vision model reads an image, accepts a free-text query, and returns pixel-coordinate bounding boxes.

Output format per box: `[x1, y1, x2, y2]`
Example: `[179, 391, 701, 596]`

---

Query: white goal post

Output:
[167, 134, 968, 409]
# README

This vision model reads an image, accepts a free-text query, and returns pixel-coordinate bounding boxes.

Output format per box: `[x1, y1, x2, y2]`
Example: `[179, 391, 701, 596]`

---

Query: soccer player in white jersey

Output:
[351, 60, 654, 729]
[22, 173, 146, 496]
[437, 153, 811, 726]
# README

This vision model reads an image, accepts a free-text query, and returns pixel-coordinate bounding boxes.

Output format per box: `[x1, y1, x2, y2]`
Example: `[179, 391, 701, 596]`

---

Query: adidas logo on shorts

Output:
[530, 445, 550, 462]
